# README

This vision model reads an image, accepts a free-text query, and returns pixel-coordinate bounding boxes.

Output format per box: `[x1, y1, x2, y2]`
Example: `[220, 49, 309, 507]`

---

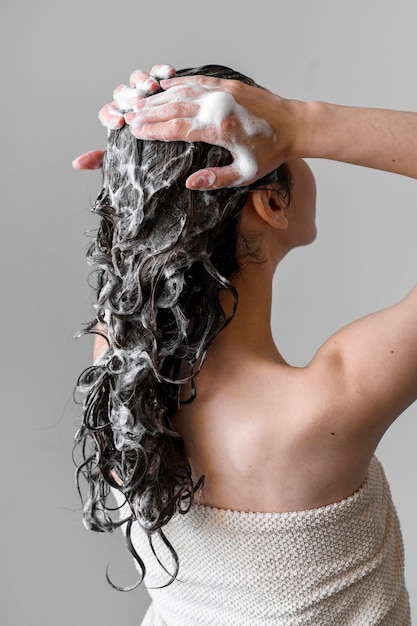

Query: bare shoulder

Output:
[308, 284, 417, 439]
[175, 358, 375, 512]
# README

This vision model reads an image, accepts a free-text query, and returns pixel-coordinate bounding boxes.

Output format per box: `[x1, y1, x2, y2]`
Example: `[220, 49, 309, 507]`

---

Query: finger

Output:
[129, 70, 160, 95]
[149, 64, 176, 80]
[185, 169, 217, 190]
[98, 102, 125, 129]
[159, 75, 222, 91]
[126, 100, 199, 126]
[129, 121, 187, 141]
[72, 150, 104, 170]
[129, 118, 216, 144]
[129, 118, 235, 149]
[186, 165, 249, 190]
[131, 84, 204, 112]
[129, 69, 148, 87]
[113, 84, 139, 111]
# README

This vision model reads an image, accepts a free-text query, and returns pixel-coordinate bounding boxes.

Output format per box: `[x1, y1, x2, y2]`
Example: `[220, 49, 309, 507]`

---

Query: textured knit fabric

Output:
[114, 457, 410, 625]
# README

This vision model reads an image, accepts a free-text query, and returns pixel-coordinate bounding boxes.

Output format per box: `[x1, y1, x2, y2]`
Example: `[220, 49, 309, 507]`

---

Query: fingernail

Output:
[72, 157, 82, 169]
[188, 171, 216, 190]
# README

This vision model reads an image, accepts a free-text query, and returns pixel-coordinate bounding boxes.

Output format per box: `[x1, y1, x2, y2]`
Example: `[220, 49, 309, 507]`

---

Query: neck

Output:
[178, 260, 286, 409]
[209, 259, 285, 363]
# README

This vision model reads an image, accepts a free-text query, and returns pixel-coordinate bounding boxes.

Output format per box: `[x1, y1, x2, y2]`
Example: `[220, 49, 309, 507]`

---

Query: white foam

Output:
[197, 91, 234, 126]
[132, 76, 159, 94]
[190, 88, 273, 185]
[114, 85, 155, 111]
[114, 76, 162, 112]
[114, 86, 138, 111]
[150, 64, 176, 80]
[122, 76, 273, 186]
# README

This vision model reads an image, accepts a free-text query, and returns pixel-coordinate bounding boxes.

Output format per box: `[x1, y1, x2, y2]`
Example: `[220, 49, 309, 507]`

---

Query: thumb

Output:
[72, 150, 104, 170]
[185, 165, 247, 191]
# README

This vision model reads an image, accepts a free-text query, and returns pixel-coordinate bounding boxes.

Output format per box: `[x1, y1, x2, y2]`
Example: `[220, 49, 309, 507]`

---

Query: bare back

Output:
[173, 282, 417, 515]
[173, 351, 374, 514]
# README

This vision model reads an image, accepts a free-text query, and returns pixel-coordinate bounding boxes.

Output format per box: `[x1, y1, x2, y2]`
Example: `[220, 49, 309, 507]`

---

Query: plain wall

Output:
[2, 0, 417, 623]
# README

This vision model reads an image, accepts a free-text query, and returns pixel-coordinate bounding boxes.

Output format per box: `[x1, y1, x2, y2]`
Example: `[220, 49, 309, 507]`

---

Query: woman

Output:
[74, 64, 417, 624]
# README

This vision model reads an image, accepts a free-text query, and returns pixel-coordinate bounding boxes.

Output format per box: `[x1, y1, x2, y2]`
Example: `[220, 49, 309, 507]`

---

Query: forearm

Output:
[75, 70, 417, 188]
[290, 100, 417, 179]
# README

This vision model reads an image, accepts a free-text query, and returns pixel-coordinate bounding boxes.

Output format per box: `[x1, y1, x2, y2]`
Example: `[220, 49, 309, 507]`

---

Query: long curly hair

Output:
[75, 65, 292, 585]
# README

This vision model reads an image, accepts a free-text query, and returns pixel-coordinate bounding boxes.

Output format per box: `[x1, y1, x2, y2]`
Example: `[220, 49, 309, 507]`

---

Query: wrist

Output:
[276, 98, 319, 162]
[285, 99, 330, 161]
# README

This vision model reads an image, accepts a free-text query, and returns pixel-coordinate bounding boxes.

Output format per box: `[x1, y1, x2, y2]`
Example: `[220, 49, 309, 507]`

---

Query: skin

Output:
[73, 66, 175, 169]
[171, 154, 417, 514]
[92, 72, 417, 513]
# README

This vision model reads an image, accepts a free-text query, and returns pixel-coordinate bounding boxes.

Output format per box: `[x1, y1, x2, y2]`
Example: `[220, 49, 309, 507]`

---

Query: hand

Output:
[125, 76, 296, 189]
[100, 67, 175, 126]
[72, 150, 105, 170]
[72, 65, 176, 170]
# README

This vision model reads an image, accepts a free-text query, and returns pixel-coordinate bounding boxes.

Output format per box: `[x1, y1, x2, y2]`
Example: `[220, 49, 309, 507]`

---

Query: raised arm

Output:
[298, 101, 417, 179]
[128, 79, 417, 185]
[290, 101, 417, 442]
[310, 285, 417, 446]
[74, 69, 417, 186]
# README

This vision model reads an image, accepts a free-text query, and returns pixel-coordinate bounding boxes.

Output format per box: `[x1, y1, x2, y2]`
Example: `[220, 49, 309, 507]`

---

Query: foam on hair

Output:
[74, 65, 292, 586]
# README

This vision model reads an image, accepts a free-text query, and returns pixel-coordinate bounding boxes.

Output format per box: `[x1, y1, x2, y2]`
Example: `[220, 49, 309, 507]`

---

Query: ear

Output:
[249, 190, 289, 230]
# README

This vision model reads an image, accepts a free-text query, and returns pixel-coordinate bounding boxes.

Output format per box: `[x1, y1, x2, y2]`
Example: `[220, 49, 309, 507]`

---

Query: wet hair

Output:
[74, 64, 292, 586]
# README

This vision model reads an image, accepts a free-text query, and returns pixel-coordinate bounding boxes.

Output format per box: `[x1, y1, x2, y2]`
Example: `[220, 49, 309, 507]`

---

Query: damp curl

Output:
[74, 65, 292, 586]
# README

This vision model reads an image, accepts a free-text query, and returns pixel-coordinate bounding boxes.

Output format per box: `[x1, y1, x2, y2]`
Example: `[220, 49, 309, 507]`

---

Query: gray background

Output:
[2, 0, 417, 624]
